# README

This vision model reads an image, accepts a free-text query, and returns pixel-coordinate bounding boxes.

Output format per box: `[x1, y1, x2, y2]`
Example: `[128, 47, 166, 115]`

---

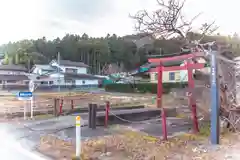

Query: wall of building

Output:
[150, 70, 188, 83]
[36, 73, 99, 86]
[33, 75, 98, 87]
[0, 70, 26, 75]
[32, 65, 88, 75]
[32, 65, 51, 74]
[50, 61, 88, 74]
[149, 58, 210, 83]
[75, 79, 98, 86]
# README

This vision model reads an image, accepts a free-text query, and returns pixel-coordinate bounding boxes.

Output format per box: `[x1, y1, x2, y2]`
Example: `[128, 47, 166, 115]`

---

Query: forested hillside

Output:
[0, 32, 239, 74]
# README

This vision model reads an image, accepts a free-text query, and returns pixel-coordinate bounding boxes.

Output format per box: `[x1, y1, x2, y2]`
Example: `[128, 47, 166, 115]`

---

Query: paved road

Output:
[23, 114, 191, 140]
[0, 112, 191, 160]
[0, 143, 33, 160]
[0, 124, 49, 160]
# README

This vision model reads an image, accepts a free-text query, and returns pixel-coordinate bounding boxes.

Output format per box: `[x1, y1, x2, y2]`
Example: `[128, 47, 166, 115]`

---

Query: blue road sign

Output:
[18, 91, 32, 100]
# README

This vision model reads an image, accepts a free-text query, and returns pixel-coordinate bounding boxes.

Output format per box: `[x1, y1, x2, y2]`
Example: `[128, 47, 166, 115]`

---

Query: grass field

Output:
[0, 89, 191, 120]
[0, 91, 156, 115]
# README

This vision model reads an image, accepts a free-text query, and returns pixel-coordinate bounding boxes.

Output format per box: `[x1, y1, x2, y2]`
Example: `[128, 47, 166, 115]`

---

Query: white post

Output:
[24, 100, 27, 120]
[76, 116, 81, 158]
[29, 80, 35, 119]
[57, 52, 61, 92]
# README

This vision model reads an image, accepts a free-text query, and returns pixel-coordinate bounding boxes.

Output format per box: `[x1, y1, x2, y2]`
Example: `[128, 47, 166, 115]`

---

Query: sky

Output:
[0, 0, 239, 44]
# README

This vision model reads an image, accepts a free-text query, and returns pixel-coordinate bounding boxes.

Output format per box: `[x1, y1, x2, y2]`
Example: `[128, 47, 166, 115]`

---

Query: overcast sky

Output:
[0, 0, 239, 44]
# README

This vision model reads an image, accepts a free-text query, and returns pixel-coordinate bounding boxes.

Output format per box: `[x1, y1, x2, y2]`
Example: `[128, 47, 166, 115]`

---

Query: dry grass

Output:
[37, 122, 240, 160]
[0, 91, 157, 122]
[0, 91, 185, 111]
[145, 94, 188, 109]
[37, 125, 218, 160]
[0, 92, 154, 113]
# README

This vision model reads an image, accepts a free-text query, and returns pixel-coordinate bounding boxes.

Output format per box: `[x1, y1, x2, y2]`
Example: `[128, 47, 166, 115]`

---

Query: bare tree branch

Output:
[130, 0, 190, 39]
[130, 0, 217, 44]
[198, 21, 219, 42]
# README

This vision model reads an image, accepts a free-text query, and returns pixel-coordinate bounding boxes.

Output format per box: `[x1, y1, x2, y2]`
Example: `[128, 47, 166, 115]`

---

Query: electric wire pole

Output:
[57, 52, 61, 92]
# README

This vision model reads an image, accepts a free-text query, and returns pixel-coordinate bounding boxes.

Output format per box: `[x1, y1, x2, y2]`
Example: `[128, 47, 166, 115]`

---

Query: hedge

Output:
[105, 83, 187, 94]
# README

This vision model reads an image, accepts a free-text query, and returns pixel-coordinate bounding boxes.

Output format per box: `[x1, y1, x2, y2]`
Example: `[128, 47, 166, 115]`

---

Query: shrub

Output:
[105, 83, 187, 94]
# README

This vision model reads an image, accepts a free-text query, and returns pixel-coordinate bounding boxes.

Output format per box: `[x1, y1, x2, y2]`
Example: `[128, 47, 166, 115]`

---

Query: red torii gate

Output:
[148, 52, 205, 140]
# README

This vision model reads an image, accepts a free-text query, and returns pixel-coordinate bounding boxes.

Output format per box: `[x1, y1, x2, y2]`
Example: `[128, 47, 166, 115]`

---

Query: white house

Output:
[31, 60, 102, 89]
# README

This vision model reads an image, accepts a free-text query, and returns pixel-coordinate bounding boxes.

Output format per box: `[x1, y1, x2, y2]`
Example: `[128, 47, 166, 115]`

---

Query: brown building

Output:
[0, 65, 29, 90]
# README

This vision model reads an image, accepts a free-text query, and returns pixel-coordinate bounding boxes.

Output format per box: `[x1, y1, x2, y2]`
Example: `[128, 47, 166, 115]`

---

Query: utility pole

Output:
[57, 52, 61, 92]
[28, 59, 30, 73]
[210, 51, 220, 144]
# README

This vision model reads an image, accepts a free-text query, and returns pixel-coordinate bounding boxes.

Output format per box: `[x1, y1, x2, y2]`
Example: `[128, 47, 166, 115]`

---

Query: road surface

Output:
[0, 111, 192, 160]
[0, 124, 49, 160]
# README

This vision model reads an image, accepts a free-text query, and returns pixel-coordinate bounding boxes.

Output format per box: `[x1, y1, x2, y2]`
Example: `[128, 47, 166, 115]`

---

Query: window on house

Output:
[169, 72, 175, 81]
[154, 73, 158, 81]
[49, 81, 53, 84]
[65, 80, 72, 83]
[8, 72, 19, 75]
[40, 81, 48, 85]
[82, 80, 85, 84]
[175, 72, 180, 81]
[7, 80, 17, 83]
[41, 70, 50, 75]
[65, 68, 78, 73]
[72, 80, 76, 85]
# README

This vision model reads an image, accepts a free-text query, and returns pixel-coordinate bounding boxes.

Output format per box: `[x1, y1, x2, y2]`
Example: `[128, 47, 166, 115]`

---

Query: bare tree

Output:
[130, 0, 218, 43]
[131, 0, 240, 131]
[198, 22, 219, 42]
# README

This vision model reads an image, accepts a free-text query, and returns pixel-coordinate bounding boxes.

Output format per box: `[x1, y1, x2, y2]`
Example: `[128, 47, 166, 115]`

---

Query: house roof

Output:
[51, 60, 89, 68]
[147, 51, 192, 59]
[42, 68, 56, 71]
[50, 65, 63, 72]
[0, 75, 29, 81]
[0, 65, 27, 72]
[143, 61, 183, 68]
[30, 64, 59, 73]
